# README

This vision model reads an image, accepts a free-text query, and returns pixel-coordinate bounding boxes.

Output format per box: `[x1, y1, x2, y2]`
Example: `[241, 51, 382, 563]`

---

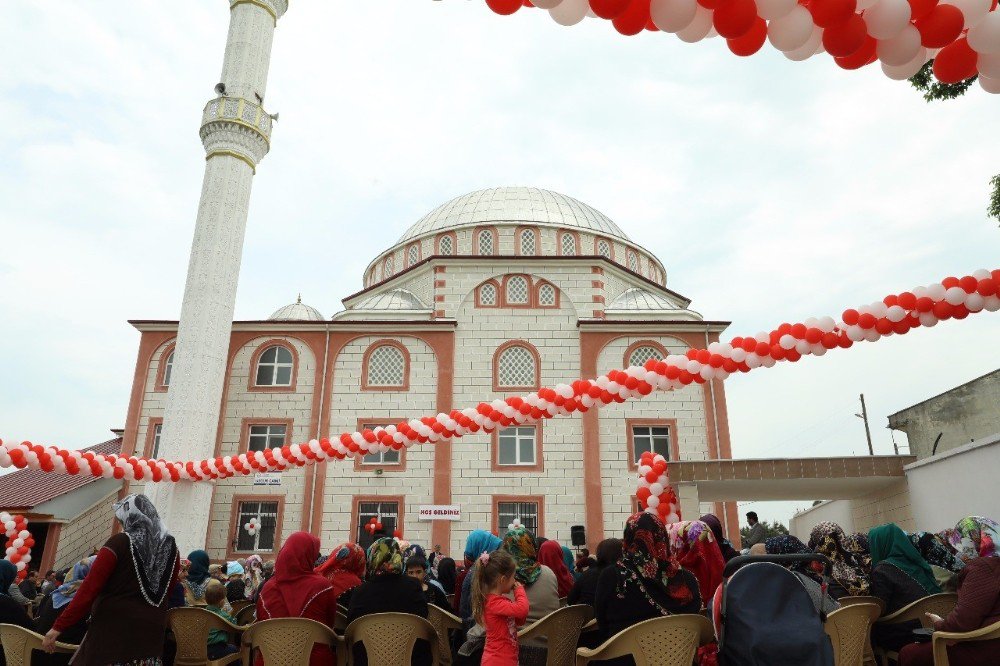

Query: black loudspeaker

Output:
[570, 525, 587, 547]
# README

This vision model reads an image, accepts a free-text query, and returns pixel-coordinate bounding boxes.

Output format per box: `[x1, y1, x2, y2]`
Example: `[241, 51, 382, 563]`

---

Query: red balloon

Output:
[375, 521, 383, 531]
[834, 35, 877, 68]
[486, 0, 522, 14]
[823, 14, 868, 57]
[699, 0, 726, 8]
[613, 0, 651, 35]
[714, 0, 758, 39]
[933, 38, 978, 83]
[858, 312, 877, 329]
[915, 4, 963, 48]
[809, 0, 857, 27]
[636, 487, 652, 503]
[959, 275, 978, 293]
[393, 529, 403, 538]
[842, 309, 860, 325]
[908, 0, 938, 20]
[591, 0, 632, 19]
[977, 278, 997, 297]
[898, 291, 917, 310]
[645, 470, 659, 483]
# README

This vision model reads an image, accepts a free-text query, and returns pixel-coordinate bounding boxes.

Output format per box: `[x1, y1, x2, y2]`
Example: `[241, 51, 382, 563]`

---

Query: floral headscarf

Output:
[666, 520, 725, 605]
[843, 532, 872, 573]
[244, 554, 266, 600]
[502, 527, 542, 585]
[617, 512, 694, 613]
[908, 532, 965, 573]
[367, 537, 404, 577]
[51, 556, 96, 609]
[809, 521, 870, 596]
[764, 534, 823, 583]
[949, 516, 1000, 560]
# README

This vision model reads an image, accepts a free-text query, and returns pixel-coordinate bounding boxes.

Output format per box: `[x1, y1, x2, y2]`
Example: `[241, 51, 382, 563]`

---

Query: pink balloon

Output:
[864, 0, 912, 39]
[877, 24, 922, 65]
[768, 5, 815, 51]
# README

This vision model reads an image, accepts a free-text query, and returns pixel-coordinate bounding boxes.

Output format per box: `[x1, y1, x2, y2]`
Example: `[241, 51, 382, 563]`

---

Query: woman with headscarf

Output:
[844, 532, 873, 573]
[436, 556, 457, 604]
[41, 494, 180, 666]
[243, 554, 266, 601]
[347, 537, 430, 665]
[182, 549, 212, 607]
[700, 513, 740, 562]
[315, 542, 366, 607]
[899, 516, 1000, 666]
[763, 535, 840, 614]
[0, 560, 35, 666]
[500, 527, 559, 628]
[595, 512, 701, 650]
[456, 530, 503, 616]
[808, 521, 870, 598]
[908, 531, 965, 586]
[561, 545, 580, 581]
[538, 540, 576, 599]
[224, 561, 245, 603]
[256, 531, 339, 666]
[666, 520, 726, 607]
[867, 523, 941, 653]
[569, 539, 622, 608]
[35, 556, 96, 646]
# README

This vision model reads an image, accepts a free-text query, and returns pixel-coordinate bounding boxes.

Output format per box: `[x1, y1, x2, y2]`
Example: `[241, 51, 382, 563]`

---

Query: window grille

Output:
[628, 252, 638, 272]
[366, 345, 406, 387]
[497, 345, 536, 388]
[628, 346, 663, 368]
[538, 284, 556, 307]
[479, 283, 498, 306]
[234, 500, 279, 552]
[384, 255, 394, 276]
[439, 235, 454, 255]
[598, 240, 611, 258]
[506, 276, 529, 304]
[356, 501, 399, 550]
[478, 231, 494, 256]
[561, 233, 576, 256]
[520, 229, 535, 255]
[497, 501, 539, 534]
[407, 245, 419, 267]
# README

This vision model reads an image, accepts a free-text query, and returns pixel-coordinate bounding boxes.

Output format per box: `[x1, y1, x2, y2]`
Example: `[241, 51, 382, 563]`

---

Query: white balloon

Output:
[549, 0, 588, 26]
[980, 75, 1000, 93]
[886, 305, 907, 322]
[941, 0, 992, 28]
[784, 27, 823, 60]
[768, 6, 815, 52]
[650, 482, 665, 496]
[945, 286, 968, 305]
[979, 52, 1000, 78]
[757, 0, 797, 20]
[666, 513, 680, 523]
[881, 48, 928, 79]
[966, 293, 986, 311]
[968, 13, 1000, 53]
[877, 25, 922, 66]
[17, 530, 29, 540]
[864, 0, 911, 39]
[532, 0, 563, 8]
[676, 5, 714, 42]
[985, 295, 1000, 311]
[651, 0, 699, 32]
[647, 495, 661, 508]
[927, 282, 948, 301]
[857, 0, 879, 9]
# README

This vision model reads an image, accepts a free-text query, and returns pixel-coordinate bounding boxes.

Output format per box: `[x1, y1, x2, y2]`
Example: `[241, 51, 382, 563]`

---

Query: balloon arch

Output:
[481, 0, 1000, 91]
[1, 268, 998, 520]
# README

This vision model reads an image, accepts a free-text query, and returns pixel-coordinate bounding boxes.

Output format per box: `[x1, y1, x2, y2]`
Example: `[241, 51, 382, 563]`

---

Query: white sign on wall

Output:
[418, 505, 461, 521]
[253, 472, 282, 486]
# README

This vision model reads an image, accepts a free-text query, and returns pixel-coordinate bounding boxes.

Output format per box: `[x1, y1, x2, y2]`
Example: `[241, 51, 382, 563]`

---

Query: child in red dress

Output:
[471, 550, 530, 665]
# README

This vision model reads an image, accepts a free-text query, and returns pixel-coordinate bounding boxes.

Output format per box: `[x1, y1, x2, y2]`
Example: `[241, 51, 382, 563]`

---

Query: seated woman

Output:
[347, 538, 430, 665]
[667, 520, 726, 608]
[256, 532, 339, 666]
[908, 531, 965, 587]
[700, 513, 740, 562]
[224, 561, 245, 603]
[899, 516, 1000, 666]
[458, 530, 503, 620]
[35, 556, 95, 646]
[501, 527, 560, 628]
[569, 539, 622, 608]
[537, 540, 576, 600]
[809, 522, 870, 599]
[436, 557, 457, 605]
[183, 550, 212, 607]
[868, 523, 941, 653]
[761, 535, 840, 614]
[595, 512, 701, 645]
[405, 552, 451, 609]
[316, 542, 366, 608]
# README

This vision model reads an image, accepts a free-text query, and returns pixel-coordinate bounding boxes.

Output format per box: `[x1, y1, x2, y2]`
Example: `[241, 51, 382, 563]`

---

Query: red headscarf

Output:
[315, 542, 366, 600]
[259, 532, 331, 617]
[666, 520, 725, 606]
[538, 540, 576, 598]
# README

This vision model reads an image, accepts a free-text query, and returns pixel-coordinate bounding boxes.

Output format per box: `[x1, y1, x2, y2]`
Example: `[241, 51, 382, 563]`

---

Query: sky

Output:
[1, 1, 997, 525]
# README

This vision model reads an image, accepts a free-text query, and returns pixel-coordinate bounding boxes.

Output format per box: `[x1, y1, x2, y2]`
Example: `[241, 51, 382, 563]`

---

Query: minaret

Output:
[146, 0, 288, 553]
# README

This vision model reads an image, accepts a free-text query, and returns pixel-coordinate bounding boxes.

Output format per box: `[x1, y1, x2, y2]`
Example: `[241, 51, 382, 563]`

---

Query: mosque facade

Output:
[121, 186, 739, 559]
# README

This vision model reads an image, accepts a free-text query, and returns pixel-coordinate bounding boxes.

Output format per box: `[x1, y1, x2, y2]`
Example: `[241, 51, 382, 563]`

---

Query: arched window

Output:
[407, 244, 419, 267]
[439, 235, 454, 255]
[365, 343, 407, 388]
[519, 229, 535, 256]
[598, 239, 611, 259]
[628, 345, 664, 368]
[479, 282, 498, 307]
[537, 283, 557, 307]
[255, 345, 294, 386]
[496, 344, 538, 389]
[627, 251, 638, 272]
[506, 276, 529, 304]
[561, 233, 576, 256]
[478, 230, 494, 256]
[162, 351, 174, 387]
[384, 255, 394, 277]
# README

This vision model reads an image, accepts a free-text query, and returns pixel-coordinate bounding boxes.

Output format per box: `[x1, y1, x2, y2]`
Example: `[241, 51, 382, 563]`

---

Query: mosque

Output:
[122, 186, 739, 559]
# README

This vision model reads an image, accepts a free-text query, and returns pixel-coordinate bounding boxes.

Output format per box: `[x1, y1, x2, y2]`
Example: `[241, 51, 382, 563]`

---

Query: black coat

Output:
[346, 574, 431, 666]
[0, 594, 36, 666]
[568, 565, 603, 607]
[594, 565, 701, 639]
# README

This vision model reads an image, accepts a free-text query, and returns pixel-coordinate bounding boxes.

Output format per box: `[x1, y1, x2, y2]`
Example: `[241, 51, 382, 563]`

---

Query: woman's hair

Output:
[205, 579, 226, 606]
[471, 550, 516, 625]
[595, 538, 623, 568]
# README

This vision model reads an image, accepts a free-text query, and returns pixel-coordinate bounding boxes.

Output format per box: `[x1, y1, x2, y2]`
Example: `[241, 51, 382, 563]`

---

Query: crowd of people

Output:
[0, 493, 996, 666]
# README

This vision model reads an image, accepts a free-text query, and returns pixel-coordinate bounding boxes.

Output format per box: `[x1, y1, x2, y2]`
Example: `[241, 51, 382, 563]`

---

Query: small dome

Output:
[607, 288, 678, 311]
[268, 295, 324, 321]
[353, 288, 428, 311]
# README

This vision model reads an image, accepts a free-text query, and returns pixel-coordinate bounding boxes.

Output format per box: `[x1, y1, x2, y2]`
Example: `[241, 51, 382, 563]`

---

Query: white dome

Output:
[268, 296, 324, 321]
[607, 288, 678, 311]
[353, 288, 428, 311]
[397, 187, 631, 244]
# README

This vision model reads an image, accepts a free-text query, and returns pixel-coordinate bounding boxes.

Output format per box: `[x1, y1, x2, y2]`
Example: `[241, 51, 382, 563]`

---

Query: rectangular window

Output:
[359, 423, 401, 466]
[248, 424, 287, 452]
[356, 501, 399, 551]
[152, 423, 162, 459]
[497, 426, 536, 466]
[497, 501, 540, 535]
[234, 500, 279, 553]
[631, 425, 671, 461]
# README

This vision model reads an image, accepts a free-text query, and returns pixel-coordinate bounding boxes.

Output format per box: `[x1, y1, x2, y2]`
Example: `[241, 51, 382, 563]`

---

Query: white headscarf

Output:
[113, 493, 178, 606]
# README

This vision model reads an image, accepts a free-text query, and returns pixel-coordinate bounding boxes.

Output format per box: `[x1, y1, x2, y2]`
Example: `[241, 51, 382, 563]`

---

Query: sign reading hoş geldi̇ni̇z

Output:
[418, 505, 461, 521]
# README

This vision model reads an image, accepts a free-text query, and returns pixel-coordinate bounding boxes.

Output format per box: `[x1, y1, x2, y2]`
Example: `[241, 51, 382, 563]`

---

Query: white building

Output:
[121, 186, 739, 560]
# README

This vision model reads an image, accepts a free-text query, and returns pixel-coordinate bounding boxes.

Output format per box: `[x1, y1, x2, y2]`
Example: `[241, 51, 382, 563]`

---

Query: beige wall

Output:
[789, 500, 857, 541]
[53, 492, 118, 571]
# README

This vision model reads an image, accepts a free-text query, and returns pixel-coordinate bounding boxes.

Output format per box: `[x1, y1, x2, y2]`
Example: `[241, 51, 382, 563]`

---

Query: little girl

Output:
[472, 550, 530, 665]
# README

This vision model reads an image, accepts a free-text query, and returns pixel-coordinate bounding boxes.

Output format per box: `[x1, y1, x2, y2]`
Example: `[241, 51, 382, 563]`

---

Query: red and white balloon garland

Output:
[635, 451, 682, 523]
[481, 0, 1000, 91]
[0, 268, 997, 484]
[1, 512, 33, 582]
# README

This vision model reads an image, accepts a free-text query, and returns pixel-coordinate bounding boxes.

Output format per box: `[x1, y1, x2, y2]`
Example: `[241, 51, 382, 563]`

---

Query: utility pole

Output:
[856, 394, 874, 456]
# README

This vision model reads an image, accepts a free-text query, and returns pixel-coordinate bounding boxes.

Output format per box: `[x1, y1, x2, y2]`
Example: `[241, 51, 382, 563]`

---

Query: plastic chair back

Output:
[168, 607, 245, 666]
[575, 614, 714, 666]
[838, 596, 886, 616]
[427, 605, 463, 665]
[243, 617, 340, 666]
[235, 604, 256, 625]
[877, 593, 958, 628]
[518, 604, 594, 666]
[344, 612, 439, 666]
[824, 603, 880, 666]
[0, 623, 76, 666]
[932, 618, 1000, 666]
